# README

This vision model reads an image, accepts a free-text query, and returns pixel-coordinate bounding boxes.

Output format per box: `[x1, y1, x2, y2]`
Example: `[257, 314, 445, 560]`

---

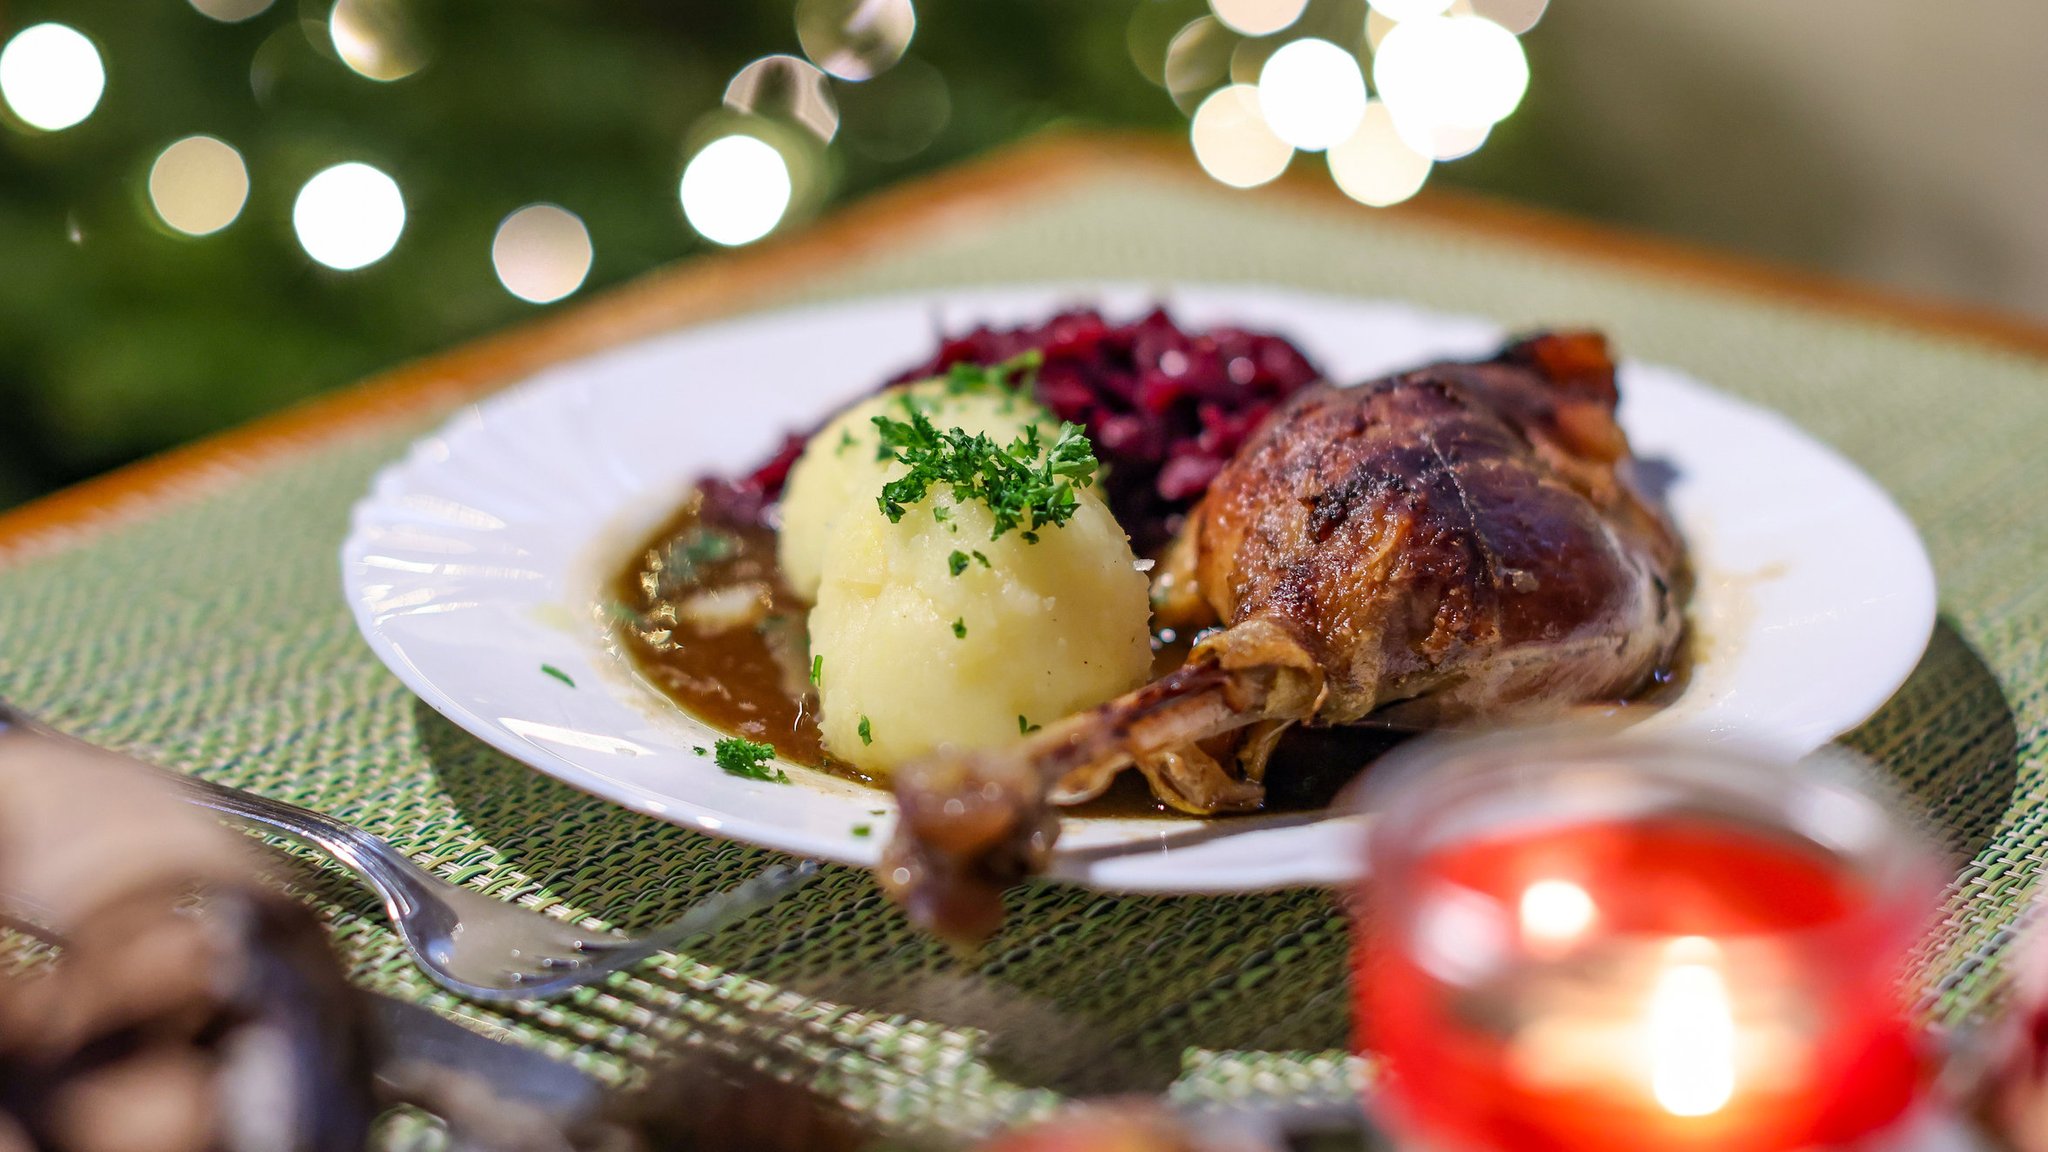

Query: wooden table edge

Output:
[4, 128, 2044, 564]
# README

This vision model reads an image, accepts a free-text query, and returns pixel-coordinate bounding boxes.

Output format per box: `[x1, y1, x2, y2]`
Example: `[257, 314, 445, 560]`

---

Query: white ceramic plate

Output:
[342, 285, 1936, 892]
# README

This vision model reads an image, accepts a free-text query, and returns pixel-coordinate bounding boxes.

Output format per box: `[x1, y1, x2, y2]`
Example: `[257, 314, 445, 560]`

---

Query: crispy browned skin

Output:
[881, 333, 1690, 941]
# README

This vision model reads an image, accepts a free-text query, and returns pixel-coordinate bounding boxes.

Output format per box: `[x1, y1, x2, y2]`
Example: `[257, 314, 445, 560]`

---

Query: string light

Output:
[1207, 0, 1309, 38]
[492, 204, 592, 304]
[1164, 17, 1232, 115]
[680, 135, 792, 247]
[1256, 38, 1366, 152]
[148, 136, 250, 236]
[725, 55, 839, 143]
[1367, 0, 1454, 20]
[795, 0, 915, 82]
[330, 0, 428, 83]
[1190, 84, 1292, 189]
[1326, 102, 1431, 206]
[1, 24, 106, 133]
[1470, 0, 1547, 35]
[1391, 114, 1490, 162]
[1373, 14, 1528, 134]
[188, 0, 276, 22]
[836, 54, 949, 162]
[293, 162, 406, 270]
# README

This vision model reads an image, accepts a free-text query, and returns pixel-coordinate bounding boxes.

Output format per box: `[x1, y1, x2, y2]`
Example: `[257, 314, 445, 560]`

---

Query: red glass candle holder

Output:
[1352, 733, 1947, 1152]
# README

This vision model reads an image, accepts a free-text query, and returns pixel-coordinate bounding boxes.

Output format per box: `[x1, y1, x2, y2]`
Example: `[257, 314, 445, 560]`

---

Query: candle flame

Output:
[1649, 939, 1737, 1117]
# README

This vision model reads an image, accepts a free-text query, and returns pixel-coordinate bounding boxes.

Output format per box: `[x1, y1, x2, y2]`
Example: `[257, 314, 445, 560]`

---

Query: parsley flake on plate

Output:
[541, 664, 575, 688]
[714, 737, 788, 783]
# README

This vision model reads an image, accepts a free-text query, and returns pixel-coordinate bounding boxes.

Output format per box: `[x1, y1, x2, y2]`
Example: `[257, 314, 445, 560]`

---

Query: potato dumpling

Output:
[809, 490, 1151, 778]
[777, 379, 1052, 601]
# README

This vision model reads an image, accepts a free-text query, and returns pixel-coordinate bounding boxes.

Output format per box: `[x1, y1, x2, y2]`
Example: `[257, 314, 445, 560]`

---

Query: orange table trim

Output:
[3, 130, 2043, 562]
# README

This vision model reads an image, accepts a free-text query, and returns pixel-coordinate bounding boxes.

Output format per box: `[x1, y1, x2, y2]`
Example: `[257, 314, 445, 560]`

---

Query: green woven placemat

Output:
[3, 165, 2045, 1144]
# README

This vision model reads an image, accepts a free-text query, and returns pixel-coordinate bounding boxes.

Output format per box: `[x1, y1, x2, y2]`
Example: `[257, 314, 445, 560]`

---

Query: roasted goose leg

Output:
[880, 332, 1690, 941]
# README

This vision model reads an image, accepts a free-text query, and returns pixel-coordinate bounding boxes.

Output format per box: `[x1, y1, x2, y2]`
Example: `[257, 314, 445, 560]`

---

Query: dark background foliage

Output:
[12, 0, 2029, 511]
[2, 0, 1600, 510]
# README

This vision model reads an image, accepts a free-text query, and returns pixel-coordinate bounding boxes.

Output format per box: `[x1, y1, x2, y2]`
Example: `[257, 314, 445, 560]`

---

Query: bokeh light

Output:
[1470, 0, 1547, 35]
[1373, 14, 1528, 133]
[680, 135, 792, 247]
[1391, 112, 1490, 161]
[293, 162, 405, 270]
[795, 0, 916, 82]
[1125, 3, 1185, 88]
[1191, 84, 1292, 189]
[1, 24, 106, 133]
[1257, 38, 1366, 152]
[1164, 17, 1233, 115]
[492, 204, 592, 305]
[1371, 2, 1478, 56]
[1366, 9, 1397, 52]
[148, 135, 250, 236]
[1367, 0, 1454, 21]
[836, 54, 949, 162]
[1327, 102, 1432, 206]
[330, 0, 428, 83]
[726, 55, 839, 143]
[1228, 35, 1281, 87]
[189, 0, 276, 22]
[1208, 0, 1309, 38]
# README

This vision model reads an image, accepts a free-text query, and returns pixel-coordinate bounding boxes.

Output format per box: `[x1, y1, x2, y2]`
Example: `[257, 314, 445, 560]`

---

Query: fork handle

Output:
[1, 703, 440, 923]
[160, 771, 444, 921]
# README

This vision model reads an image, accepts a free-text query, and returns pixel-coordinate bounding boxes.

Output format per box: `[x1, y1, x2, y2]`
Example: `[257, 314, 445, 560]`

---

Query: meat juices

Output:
[880, 332, 1692, 942]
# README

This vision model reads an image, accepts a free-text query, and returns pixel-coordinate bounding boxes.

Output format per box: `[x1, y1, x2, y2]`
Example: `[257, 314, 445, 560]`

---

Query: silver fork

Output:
[0, 706, 818, 1003]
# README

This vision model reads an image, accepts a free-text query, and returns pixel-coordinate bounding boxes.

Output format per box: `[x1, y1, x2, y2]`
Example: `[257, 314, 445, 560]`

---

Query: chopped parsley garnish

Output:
[951, 618, 967, 639]
[810, 654, 823, 686]
[836, 427, 857, 454]
[714, 737, 788, 783]
[948, 550, 969, 577]
[857, 715, 873, 746]
[872, 399, 1099, 542]
[541, 664, 575, 688]
[851, 824, 872, 838]
[943, 350, 1042, 396]
[972, 550, 990, 568]
[1018, 715, 1042, 735]
[692, 746, 708, 756]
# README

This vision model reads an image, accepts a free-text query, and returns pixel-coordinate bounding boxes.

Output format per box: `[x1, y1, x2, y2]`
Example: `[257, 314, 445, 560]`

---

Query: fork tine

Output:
[576, 860, 822, 962]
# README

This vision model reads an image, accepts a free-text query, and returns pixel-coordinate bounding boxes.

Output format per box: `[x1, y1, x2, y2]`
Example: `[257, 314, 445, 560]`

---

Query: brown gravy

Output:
[612, 496, 1687, 818]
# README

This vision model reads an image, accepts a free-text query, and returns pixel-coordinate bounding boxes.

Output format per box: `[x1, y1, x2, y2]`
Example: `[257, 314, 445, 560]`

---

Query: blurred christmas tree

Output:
[0, 0, 1559, 510]
[0, 0, 1183, 507]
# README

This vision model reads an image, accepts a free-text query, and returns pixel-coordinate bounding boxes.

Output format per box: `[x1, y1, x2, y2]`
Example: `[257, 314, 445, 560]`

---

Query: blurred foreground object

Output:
[975, 1098, 1391, 1152]
[1352, 730, 1947, 1152]
[978, 1103, 1228, 1152]
[1981, 909, 2048, 1152]
[0, 712, 874, 1152]
[0, 716, 375, 1152]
